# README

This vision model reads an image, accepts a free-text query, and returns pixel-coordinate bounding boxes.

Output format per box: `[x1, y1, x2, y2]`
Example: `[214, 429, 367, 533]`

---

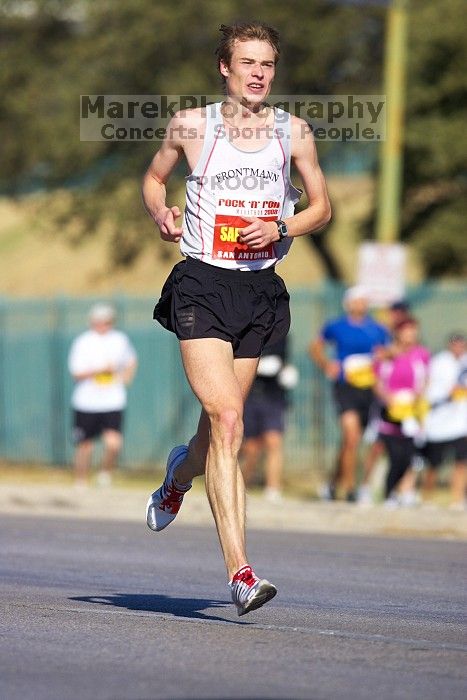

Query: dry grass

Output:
[0, 176, 424, 297]
[0, 460, 454, 507]
[0, 460, 165, 490]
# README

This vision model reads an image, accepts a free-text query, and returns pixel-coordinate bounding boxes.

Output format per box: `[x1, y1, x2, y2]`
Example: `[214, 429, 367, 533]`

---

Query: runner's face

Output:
[92, 320, 113, 334]
[450, 339, 466, 358]
[346, 298, 368, 317]
[397, 322, 418, 346]
[220, 39, 276, 106]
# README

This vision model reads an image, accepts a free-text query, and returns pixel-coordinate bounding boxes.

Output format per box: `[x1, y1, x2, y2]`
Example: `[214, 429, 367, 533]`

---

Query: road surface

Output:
[1, 515, 466, 699]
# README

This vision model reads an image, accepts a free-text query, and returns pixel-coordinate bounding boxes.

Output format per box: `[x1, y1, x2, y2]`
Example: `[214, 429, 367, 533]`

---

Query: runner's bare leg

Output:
[451, 461, 466, 505]
[101, 430, 123, 476]
[74, 440, 93, 482]
[263, 430, 284, 491]
[241, 437, 262, 486]
[338, 411, 362, 493]
[176, 338, 258, 579]
[176, 408, 248, 542]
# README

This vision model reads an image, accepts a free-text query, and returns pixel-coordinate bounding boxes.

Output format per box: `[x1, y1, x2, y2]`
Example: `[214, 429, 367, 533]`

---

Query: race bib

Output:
[212, 197, 280, 262]
[94, 371, 115, 385]
[388, 389, 416, 422]
[452, 386, 467, 402]
[343, 354, 375, 388]
[415, 397, 430, 420]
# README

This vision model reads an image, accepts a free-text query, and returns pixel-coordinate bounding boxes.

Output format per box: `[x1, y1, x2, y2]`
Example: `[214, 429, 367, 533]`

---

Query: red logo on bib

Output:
[212, 214, 275, 261]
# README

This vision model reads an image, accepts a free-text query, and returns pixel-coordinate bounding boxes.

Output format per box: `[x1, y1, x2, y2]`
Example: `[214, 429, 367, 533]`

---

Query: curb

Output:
[0, 483, 466, 540]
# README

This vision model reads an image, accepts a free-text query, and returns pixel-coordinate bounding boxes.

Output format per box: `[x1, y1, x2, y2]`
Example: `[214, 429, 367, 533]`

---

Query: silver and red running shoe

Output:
[229, 565, 277, 616]
[146, 445, 191, 532]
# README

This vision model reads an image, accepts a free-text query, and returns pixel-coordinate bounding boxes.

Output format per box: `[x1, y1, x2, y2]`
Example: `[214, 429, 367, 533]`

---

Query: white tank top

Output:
[181, 102, 301, 270]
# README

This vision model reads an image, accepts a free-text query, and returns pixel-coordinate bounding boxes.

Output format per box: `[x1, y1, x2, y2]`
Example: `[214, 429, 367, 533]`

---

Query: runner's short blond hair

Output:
[215, 22, 281, 79]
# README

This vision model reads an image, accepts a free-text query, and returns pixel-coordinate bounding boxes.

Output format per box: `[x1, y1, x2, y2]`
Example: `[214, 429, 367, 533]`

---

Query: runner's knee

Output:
[342, 430, 360, 450]
[209, 407, 243, 446]
[103, 431, 123, 453]
[263, 431, 282, 450]
[77, 439, 93, 452]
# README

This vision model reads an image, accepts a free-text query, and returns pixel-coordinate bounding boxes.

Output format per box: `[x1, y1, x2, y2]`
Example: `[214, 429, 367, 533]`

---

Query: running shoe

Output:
[398, 490, 420, 508]
[96, 471, 112, 488]
[384, 494, 400, 510]
[146, 445, 191, 532]
[264, 487, 283, 504]
[357, 485, 373, 506]
[229, 565, 277, 616]
[319, 483, 336, 501]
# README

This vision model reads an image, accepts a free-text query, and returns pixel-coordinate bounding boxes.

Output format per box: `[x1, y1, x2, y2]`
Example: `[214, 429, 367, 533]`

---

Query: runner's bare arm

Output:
[141, 114, 185, 241]
[309, 337, 340, 380]
[120, 357, 138, 386]
[239, 117, 331, 249]
[288, 118, 332, 235]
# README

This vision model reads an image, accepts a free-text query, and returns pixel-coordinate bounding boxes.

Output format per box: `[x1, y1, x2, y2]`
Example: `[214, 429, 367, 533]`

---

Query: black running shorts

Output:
[153, 257, 290, 358]
[332, 381, 375, 429]
[422, 437, 467, 468]
[243, 393, 287, 438]
[72, 410, 123, 443]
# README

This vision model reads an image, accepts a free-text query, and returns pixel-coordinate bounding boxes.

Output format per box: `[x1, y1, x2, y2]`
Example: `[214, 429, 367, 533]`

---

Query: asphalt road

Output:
[1, 515, 466, 700]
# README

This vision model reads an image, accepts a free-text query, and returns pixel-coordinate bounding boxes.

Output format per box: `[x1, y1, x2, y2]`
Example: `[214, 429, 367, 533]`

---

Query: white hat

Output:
[343, 285, 369, 306]
[89, 303, 115, 323]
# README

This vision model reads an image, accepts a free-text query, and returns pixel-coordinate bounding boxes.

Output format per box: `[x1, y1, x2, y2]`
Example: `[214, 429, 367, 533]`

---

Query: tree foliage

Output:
[400, 0, 467, 276]
[0, 0, 465, 277]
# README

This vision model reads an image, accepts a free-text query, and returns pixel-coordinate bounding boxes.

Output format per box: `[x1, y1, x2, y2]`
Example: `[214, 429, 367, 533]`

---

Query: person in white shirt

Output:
[423, 333, 467, 508]
[68, 304, 137, 486]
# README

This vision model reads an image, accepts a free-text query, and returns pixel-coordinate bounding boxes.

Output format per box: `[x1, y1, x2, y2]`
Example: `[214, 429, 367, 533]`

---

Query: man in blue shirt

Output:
[309, 286, 390, 500]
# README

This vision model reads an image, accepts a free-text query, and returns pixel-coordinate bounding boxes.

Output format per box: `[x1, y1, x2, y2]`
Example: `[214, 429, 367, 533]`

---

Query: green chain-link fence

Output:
[0, 282, 465, 476]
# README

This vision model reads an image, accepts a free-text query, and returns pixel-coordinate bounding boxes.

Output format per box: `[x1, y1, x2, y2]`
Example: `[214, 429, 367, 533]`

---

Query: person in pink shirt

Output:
[374, 317, 430, 503]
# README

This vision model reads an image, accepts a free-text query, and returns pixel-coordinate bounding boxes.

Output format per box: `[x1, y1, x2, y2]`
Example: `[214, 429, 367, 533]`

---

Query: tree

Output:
[401, 0, 467, 276]
[2, 0, 464, 277]
[363, 0, 467, 277]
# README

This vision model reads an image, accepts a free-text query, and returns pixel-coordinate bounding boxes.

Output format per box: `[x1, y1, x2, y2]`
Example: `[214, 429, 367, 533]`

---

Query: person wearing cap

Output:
[388, 300, 411, 331]
[309, 286, 391, 501]
[68, 304, 138, 487]
[422, 333, 467, 509]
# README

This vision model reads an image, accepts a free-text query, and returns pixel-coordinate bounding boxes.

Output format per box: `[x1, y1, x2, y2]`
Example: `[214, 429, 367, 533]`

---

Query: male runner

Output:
[142, 22, 331, 616]
[309, 287, 390, 501]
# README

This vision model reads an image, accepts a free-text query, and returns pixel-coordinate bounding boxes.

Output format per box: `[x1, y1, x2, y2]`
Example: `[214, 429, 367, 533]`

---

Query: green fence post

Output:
[50, 296, 69, 465]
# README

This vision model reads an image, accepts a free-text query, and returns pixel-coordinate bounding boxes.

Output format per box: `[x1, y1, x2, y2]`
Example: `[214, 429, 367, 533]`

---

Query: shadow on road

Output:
[70, 593, 250, 624]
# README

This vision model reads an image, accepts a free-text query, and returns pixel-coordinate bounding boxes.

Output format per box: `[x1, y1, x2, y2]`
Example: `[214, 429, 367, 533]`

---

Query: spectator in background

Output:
[422, 333, 467, 510]
[309, 286, 390, 501]
[68, 304, 137, 487]
[388, 300, 412, 332]
[241, 337, 298, 503]
[375, 317, 430, 506]
[359, 298, 413, 503]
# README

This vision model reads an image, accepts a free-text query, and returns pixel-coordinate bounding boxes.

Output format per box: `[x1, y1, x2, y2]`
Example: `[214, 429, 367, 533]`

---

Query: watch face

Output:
[277, 220, 288, 238]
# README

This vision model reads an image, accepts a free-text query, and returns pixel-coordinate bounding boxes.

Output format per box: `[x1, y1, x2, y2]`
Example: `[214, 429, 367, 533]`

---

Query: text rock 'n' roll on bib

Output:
[181, 102, 302, 270]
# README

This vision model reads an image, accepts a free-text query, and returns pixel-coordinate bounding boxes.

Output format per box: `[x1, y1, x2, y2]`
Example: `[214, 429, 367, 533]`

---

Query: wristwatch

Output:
[275, 219, 289, 240]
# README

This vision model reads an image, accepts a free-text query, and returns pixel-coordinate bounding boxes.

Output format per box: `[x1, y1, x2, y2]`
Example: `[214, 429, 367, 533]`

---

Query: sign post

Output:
[358, 242, 406, 307]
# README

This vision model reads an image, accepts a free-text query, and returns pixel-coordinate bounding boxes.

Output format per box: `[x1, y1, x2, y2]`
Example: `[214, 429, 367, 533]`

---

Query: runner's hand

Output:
[325, 360, 340, 381]
[239, 216, 279, 249]
[155, 206, 183, 242]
